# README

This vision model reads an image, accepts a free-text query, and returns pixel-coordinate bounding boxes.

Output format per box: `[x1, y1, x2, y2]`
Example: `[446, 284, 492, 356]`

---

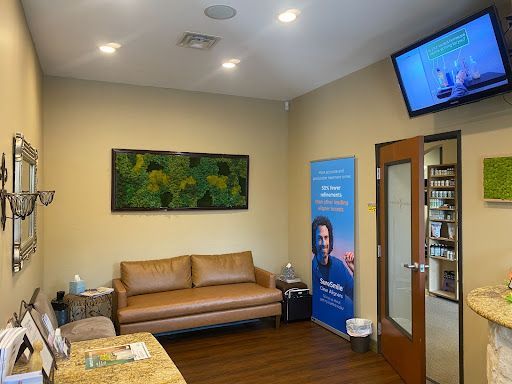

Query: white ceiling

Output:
[22, 0, 489, 101]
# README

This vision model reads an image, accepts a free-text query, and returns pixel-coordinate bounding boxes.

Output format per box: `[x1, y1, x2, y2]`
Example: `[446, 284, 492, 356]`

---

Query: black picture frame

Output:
[19, 307, 56, 379]
[111, 149, 249, 211]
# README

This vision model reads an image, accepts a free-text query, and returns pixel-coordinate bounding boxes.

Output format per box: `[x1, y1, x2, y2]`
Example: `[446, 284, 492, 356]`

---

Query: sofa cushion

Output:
[191, 251, 256, 288]
[121, 255, 191, 297]
[118, 283, 282, 324]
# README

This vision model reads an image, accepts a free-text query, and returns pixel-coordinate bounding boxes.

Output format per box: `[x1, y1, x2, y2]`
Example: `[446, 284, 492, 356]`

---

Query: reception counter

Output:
[13, 332, 187, 384]
[467, 285, 512, 383]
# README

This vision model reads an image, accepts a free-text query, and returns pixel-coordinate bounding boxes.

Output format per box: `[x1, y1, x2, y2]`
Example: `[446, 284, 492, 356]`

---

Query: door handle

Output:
[402, 262, 419, 271]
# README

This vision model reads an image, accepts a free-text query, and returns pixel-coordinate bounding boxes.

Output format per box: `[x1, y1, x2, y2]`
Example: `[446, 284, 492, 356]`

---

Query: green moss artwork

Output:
[483, 156, 512, 201]
[112, 149, 248, 211]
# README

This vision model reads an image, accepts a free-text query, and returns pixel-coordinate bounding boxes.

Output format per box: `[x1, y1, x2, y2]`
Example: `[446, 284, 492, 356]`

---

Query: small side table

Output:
[64, 293, 113, 322]
[275, 279, 311, 322]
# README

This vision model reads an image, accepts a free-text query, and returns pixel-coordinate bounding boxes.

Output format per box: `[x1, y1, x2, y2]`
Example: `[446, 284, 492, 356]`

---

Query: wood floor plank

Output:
[158, 320, 404, 384]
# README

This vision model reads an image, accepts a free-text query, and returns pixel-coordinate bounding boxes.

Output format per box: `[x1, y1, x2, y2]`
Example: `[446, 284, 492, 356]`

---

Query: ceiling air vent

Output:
[177, 32, 221, 50]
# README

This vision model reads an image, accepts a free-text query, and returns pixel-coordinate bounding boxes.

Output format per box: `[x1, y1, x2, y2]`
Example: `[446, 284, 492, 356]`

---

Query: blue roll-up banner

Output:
[310, 157, 355, 338]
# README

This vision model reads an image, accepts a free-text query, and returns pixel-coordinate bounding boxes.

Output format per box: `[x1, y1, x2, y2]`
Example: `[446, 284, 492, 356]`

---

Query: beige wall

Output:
[0, 1, 43, 322]
[10, 2, 510, 380]
[42, 77, 288, 294]
[288, 58, 512, 383]
[424, 139, 457, 166]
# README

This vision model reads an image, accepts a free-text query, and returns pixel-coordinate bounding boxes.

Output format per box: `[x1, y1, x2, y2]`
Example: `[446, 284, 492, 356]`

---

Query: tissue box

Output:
[69, 280, 86, 295]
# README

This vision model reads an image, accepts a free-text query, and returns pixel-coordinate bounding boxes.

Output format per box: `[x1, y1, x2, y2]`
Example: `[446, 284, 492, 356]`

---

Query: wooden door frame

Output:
[375, 130, 463, 383]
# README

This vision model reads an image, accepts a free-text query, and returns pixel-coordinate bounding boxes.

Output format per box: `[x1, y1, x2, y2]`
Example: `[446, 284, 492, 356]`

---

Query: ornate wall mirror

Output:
[13, 133, 38, 273]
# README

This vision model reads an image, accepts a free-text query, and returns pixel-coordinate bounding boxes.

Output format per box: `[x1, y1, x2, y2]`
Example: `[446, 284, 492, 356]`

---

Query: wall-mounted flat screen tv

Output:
[391, 6, 512, 117]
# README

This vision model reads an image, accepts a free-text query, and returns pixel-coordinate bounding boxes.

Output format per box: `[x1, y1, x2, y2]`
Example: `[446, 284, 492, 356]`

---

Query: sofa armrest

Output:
[113, 278, 128, 310]
[254, 267, 276, 289]
[113, 278, 127, 331]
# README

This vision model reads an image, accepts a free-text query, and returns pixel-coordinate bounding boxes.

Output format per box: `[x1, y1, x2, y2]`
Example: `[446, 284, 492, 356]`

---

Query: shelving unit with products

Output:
[427, 164, 459, 302]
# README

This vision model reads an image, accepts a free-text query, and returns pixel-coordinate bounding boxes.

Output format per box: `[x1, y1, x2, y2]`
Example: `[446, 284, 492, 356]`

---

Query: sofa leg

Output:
[275, 315, 280, 329]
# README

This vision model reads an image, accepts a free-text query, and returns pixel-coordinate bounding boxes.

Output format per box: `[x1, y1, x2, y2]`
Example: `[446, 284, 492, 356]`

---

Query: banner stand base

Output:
[311, 317, 350, 341]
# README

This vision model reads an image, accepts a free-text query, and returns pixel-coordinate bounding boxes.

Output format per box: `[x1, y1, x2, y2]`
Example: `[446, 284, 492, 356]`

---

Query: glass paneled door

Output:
[378, 136, 426, 384]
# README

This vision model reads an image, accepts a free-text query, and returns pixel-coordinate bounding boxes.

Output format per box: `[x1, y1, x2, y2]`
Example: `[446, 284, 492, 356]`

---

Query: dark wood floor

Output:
[158, 319, 403, 384]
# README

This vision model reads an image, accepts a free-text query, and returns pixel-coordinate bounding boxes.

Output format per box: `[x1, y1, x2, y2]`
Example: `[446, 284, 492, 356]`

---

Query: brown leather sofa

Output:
[113, 251, 282, 335]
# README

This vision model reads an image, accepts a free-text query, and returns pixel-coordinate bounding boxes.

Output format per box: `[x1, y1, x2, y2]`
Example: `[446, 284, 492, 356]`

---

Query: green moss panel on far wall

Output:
[483, 156, 512, 201]
[112, 150, 248, 210]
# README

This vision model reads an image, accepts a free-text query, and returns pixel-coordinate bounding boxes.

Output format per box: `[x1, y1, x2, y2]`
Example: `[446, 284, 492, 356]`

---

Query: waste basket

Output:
[51, 290, 69, 326]
[346, 318, 372, 353]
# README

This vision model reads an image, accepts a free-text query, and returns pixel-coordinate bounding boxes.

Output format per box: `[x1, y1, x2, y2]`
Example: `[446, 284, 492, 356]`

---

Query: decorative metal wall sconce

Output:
[0, 152, 55, 230]
[5, 133, 56, 272]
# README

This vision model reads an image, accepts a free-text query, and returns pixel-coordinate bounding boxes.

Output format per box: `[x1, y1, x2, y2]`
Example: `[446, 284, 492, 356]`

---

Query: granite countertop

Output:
[55, 332, 187, 384]
[467, 285, 512, 329]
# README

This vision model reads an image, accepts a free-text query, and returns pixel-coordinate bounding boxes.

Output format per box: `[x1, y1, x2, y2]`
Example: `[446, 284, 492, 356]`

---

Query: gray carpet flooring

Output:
[426, 295, 459, 384]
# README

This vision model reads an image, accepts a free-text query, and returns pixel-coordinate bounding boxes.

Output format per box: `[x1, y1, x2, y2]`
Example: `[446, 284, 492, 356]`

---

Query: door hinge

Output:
[378, 321, 382, 336]
[376, 167, 381, 180]
[377, 245, 381, 258]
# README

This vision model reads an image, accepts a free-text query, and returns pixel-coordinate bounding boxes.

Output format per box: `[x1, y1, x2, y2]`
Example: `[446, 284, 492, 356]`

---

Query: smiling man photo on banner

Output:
[312, 215, 354, 334]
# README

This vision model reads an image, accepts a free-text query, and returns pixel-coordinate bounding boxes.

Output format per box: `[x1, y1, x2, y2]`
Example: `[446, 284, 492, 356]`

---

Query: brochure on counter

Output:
[3, 370, 43, 384]
[0, 327, 27, 380]
[84, 342, 150, 370]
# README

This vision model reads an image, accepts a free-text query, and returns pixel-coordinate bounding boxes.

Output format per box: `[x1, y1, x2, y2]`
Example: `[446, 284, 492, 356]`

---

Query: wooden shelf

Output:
[428, 255, 457, 262]
[427, 164, 459, 303]
[430, 289, 458, 301]
[429, 236, 456, 242]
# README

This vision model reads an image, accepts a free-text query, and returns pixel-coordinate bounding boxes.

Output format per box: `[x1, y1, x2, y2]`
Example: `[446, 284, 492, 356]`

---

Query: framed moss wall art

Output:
[483, 155, 512, 202]
[112, 149, 249, 211]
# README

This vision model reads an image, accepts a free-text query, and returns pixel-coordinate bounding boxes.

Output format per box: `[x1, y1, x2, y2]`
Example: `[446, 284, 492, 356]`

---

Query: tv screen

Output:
[392, 7, 512, 117]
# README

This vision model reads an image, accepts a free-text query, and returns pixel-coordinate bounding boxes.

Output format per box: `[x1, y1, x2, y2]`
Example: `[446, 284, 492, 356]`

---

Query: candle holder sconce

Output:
[0, 153, 54, 230]
[2, 133, 55, 273]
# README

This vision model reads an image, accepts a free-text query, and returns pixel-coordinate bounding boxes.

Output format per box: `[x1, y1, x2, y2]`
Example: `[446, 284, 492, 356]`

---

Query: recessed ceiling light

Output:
[99, 42, 121, 54]
[222, 58, 240, 69]
[205, 5, 237, 20]
[99, 46, 115, 54]
[278, 9, 300, 23]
